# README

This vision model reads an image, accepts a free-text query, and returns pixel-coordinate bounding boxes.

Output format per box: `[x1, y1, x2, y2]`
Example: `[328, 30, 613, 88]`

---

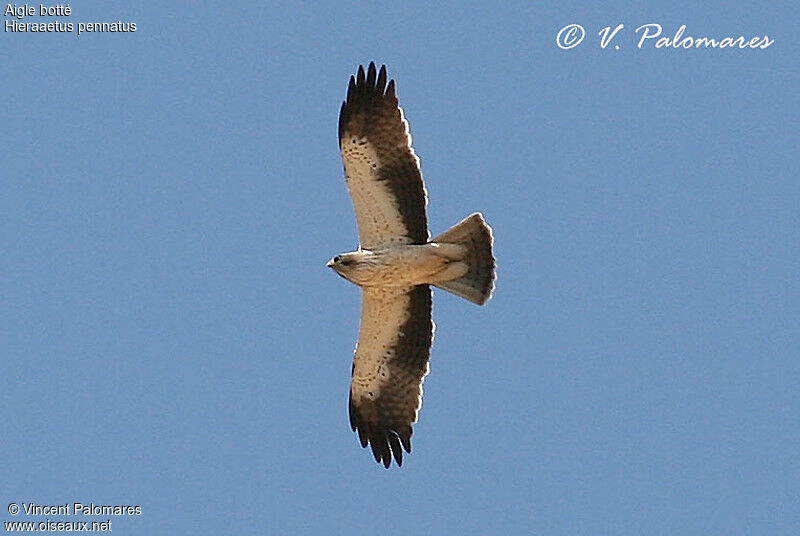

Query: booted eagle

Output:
[328, 63, 496, 468]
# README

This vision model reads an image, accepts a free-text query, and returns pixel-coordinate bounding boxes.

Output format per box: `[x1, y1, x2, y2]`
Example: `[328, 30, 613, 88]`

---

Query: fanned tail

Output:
[432, 213, 495, 305]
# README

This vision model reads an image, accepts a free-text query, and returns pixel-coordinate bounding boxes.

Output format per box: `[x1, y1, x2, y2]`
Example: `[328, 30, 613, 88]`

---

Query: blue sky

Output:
[3, 2, 798, 534]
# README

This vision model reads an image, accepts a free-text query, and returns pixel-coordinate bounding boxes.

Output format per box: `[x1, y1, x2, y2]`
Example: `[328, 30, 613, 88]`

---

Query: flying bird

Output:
[328, 62, 496, 468]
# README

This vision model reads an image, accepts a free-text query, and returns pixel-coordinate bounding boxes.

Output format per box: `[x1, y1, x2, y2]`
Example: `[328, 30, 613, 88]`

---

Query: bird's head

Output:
[326, 251, 374, 285]
[327, 252, 357, 276]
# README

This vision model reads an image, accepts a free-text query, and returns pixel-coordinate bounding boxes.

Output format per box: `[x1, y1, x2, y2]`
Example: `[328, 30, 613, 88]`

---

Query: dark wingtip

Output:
[388, 433, 404, 466]
[340, 63, 397, 145]
[360, 427, 411, 468]
[346, 64, 393, 101]
[398, 425, 412, 453]
[349, 394, 412, 468]
[377, 65, 387, 94]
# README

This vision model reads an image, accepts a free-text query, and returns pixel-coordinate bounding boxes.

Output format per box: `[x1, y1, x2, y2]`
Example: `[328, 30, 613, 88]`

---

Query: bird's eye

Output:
[333, 256, 341, 263]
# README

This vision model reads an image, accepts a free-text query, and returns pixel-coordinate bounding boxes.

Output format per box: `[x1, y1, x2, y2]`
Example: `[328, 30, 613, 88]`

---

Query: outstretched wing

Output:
[349, 285, 433, 468]
[339, 62, 428, 249]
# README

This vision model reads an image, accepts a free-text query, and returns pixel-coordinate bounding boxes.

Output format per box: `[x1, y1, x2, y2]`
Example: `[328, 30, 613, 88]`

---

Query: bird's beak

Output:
[326, 259, 335, 268]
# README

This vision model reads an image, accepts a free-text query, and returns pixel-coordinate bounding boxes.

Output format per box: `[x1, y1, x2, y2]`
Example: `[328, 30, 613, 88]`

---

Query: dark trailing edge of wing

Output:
[348, 285, 433, 468]
[337, 62, 429, 245]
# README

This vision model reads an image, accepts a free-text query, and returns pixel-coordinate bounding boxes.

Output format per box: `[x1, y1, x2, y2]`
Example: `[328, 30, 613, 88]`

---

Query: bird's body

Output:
[328, 243, 468, 288]
[329, 63, 496, 468]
